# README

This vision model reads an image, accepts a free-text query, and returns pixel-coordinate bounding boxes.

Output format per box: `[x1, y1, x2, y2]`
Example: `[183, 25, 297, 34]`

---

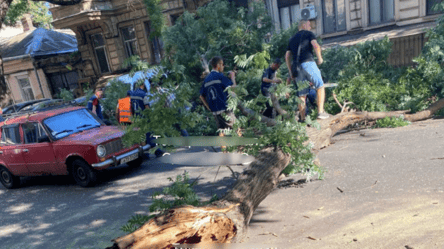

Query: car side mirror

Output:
[38, 135, 50, 143]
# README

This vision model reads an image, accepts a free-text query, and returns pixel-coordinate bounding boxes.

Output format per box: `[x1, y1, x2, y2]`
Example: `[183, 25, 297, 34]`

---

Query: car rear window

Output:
[1, 125, 21, 145]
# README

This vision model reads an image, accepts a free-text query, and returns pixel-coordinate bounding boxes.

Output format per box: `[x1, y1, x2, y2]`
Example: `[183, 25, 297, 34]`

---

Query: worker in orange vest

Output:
[116, 91, 132, 125]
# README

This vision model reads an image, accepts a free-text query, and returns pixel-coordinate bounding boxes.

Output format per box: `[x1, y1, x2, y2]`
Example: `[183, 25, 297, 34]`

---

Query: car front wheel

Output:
[0, 166, 20, 189]
[71, 159, 97, 187]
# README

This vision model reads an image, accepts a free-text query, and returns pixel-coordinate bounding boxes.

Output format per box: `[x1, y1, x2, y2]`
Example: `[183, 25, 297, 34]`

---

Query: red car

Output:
[0, 106, 150, 189]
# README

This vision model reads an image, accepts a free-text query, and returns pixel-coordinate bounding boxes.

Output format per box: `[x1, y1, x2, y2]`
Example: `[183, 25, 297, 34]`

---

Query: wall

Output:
[3, 59, 52, 103]
[269, 0, 440, 37]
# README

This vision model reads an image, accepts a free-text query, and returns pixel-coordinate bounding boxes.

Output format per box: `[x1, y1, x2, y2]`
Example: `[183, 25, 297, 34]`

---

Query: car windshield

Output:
[43, 109, 102, 140]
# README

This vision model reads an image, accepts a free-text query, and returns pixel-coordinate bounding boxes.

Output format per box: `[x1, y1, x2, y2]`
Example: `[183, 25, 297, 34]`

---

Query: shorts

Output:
[292, 61, 324, 97]
[213, 110, 236, 130]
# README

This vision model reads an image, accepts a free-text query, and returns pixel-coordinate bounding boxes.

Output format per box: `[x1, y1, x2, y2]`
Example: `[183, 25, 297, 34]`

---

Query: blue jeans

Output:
[293, 61, 324, 97]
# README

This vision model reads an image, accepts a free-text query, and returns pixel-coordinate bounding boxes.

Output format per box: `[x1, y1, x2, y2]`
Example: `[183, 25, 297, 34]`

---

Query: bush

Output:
[101, 78, 131, 125]
[375, 116, 410, 128]
[56, 89, 74, 101]
[121, 172, 218, 233]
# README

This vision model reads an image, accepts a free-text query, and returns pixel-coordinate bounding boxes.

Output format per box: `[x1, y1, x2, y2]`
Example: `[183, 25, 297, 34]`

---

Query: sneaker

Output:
[155, 150, 170, 158]
[317, 112, 330, 120]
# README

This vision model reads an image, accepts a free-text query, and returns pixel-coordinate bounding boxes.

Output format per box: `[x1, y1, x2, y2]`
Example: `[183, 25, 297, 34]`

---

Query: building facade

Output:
[0, 15, 83, 105]
[50, 0, 215, 88]
[266, 0, 442, 37]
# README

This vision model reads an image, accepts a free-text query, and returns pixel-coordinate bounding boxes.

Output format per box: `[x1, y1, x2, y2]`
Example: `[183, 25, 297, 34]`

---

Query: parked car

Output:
[0, 106, 150, 189]
[18, 99, 68, 113]
[2, 98, 51, 115]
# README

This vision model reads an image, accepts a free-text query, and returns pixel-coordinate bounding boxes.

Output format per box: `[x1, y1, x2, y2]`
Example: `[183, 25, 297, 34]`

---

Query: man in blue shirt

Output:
[200, 56, 237, 134]
[130, 81, 169, 158]
[87, 89, 104, 120]
[261, 58, 283, 118]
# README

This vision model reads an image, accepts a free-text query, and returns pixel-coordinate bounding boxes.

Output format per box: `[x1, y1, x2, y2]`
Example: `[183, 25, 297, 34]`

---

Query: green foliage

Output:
[81, 89, 94, 106]
[142, 0, 165, 38]
[375, 116, 411, 128]
[101, 78, 131, 125]
[149, 171, 200, 213]
[186, 106, 218, 136]
[4, 0, 53, 29]
[123, 55, 150, 73]
[162, 0, 272, 83]
[321, 36, 435, 115]
[268, 23, 299, 61]
[121, 172, 219, 233]
[319, 45, 357, 83]
[121, 65, 203, 147]
[224, 74, 325, 180]
[57, 89, 74, 101]
[120, 214, 155, 233]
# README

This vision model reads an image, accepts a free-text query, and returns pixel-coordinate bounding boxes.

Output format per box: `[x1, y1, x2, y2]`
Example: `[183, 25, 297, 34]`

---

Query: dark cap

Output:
[273, 58, 282, 64]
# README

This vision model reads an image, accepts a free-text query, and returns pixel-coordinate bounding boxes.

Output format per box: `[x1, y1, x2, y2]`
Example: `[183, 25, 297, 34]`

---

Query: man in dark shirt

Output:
[261, 58, 283, 118]
[200, 56, 237, 134]
[285, 20, 329, 121]
[130, 81, 169, 158]
[87, 89, 104, 120]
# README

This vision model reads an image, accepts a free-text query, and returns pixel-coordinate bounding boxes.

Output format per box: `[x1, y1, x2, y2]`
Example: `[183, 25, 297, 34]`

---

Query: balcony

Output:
[50, 0, 113, 22]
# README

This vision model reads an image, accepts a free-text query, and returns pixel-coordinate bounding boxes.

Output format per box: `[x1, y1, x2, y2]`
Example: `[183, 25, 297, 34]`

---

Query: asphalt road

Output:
[3, 118, 444, 249]
[0, 147, 245, 249]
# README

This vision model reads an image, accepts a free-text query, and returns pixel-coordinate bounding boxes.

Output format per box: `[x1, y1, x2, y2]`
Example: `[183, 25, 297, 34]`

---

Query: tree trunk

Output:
[108, 147, 291, 249]
[108, 98, 444, 248]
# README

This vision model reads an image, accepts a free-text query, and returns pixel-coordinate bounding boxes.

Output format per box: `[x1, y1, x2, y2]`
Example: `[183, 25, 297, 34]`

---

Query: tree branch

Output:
[269, 93, 287, 116]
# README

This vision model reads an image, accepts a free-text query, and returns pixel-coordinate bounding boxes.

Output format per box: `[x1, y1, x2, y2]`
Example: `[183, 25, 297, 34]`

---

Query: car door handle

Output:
[23, 149, 29, 152]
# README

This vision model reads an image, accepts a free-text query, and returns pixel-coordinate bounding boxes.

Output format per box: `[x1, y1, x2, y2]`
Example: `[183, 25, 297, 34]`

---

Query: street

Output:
[0, 147, 243, 249]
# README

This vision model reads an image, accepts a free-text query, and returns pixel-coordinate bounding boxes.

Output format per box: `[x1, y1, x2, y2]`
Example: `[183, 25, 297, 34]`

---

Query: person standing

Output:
[261, 58, 283, 118]
[285, 20, 329, 121]
[130, 81, 169, 158]
[87, 89, 104, 120]
[199, 56, 237, 136]
[116, 90, 132, 125]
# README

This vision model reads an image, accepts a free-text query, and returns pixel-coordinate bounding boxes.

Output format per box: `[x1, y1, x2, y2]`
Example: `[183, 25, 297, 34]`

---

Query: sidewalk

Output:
[242, 118, 444, 249]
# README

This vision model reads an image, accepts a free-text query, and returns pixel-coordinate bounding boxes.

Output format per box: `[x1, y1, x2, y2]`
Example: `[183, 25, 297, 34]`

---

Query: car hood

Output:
[58, 126, 125, 145]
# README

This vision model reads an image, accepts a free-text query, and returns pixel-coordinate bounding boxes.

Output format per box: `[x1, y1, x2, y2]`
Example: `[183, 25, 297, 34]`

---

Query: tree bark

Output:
[108, 147, 291, 249]
[108, 98, 444, 249]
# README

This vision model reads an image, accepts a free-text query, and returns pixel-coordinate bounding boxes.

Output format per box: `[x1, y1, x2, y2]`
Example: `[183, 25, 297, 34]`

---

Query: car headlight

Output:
[97, 145, 106, 157]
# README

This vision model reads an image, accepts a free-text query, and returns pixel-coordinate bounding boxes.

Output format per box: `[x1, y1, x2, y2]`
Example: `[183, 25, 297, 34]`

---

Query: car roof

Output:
[0, 106, 85, 126]
[19, 99, 63, 112]
[2, 98, 51, 113]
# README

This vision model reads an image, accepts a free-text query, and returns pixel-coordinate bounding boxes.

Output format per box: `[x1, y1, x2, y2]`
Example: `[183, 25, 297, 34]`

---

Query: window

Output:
[144, 22, 163, 64]
[48, 71, 80, 97]
[427, 0, 444, 15]
[322, 0, 346, 34]
[278, 0, 300, 31]
[22, 123, 47, 144]
[17, 77, 35, 101]
[121, 26, 139, 58]
[43, 109, 102, 140]
[91, 34, 110, 74]
[1, 125, 21, 145]
[368, 0, 394, 25]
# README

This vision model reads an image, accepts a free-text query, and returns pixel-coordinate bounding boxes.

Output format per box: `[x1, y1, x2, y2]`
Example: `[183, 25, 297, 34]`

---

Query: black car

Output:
[2, 99, 51, 115]
[18, 99, 70, 113]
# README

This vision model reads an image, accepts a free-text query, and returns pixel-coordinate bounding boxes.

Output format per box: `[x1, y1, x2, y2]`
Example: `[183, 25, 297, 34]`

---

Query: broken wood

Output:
[108, 147, 291, 249]
[108, 97, 444, 249]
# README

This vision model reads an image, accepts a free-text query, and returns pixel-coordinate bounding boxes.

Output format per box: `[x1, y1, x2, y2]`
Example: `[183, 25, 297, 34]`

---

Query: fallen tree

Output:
[107, 96, 444, 249]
